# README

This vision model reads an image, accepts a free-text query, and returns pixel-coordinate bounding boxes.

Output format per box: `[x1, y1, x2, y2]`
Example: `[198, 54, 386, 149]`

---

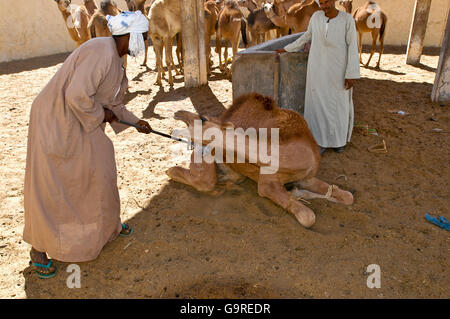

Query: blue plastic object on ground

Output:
[425, 213, 450, 231]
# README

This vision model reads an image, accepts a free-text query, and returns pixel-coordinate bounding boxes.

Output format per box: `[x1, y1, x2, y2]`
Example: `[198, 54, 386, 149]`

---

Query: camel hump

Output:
[221, 93, 277, 121]
[220, 93, 315, 143]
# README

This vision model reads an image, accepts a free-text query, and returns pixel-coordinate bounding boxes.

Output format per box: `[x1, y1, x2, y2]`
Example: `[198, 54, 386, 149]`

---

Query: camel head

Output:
[173, 111, 234, 144]
[100, 0, 121, 15]
[55, 0, 71, 12]
[338, 0, 352, 13]
[125, 0, 137, 11]
[215, 0, 225, 10]
[263, 2, 276, 18]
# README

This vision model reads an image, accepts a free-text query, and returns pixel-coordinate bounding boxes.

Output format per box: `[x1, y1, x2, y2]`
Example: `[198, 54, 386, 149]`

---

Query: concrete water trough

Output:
[232, 33, 309, 115]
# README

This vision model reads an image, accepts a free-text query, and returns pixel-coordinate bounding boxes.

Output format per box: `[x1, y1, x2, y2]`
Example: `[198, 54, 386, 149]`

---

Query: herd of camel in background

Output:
[55, 0, 387, 86]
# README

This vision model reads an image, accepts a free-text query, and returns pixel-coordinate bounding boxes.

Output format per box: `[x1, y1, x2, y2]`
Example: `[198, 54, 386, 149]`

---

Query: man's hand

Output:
[275, 48, 287, 54]
[344, 79, 355, 90]
[103, 108, 118, 123]
[136, 119, 152, 134]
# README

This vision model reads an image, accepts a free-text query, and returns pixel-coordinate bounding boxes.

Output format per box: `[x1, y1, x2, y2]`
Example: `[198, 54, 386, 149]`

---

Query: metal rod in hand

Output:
[118, 120, 209, 152]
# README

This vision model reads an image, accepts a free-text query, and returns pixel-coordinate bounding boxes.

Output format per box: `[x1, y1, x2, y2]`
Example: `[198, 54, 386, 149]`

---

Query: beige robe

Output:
[23, 37, 140, 262]
[284, 10, 360, 148]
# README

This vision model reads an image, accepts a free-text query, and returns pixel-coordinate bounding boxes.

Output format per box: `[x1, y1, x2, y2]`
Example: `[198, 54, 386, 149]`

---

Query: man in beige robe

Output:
[24, 11, 151, 278]
[277, 0, 360, 155]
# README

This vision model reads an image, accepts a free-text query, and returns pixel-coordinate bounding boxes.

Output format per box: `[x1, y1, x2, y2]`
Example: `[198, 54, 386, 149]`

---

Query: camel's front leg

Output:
[258, 174, 316, 228]
[142, 37, 149, 66]
[358, 31, 363, 64]
[216, 32, 223, 71]
[295, 177, 353, 205]
[166, 151, 218, 193]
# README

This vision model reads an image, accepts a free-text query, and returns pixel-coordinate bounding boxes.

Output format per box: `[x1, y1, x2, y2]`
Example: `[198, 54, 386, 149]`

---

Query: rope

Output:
[325, 184, 339, 200]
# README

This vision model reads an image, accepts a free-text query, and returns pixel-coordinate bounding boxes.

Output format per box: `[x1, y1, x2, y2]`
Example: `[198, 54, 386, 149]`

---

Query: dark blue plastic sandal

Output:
[120, 223, 134, 237]
[32, 259, 57, 279]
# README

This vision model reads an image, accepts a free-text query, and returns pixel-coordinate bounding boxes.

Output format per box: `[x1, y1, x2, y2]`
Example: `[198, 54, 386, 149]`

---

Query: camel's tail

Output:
[379, 12, 387, 41]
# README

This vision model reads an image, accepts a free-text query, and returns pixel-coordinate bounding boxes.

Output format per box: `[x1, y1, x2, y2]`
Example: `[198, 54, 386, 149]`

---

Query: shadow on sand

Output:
[0, 52, 71, 76]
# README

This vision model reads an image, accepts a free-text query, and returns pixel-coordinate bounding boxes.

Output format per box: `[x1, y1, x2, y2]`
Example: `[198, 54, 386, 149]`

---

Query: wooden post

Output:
[180, 0, 208, 88]
[431, 9, 450, 103]
[406, 0, 432, 65]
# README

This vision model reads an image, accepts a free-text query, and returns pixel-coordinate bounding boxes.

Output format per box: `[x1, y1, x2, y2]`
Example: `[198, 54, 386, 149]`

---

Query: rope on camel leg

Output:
[286, 193, 311, 212]
[324, 184, 339, 201]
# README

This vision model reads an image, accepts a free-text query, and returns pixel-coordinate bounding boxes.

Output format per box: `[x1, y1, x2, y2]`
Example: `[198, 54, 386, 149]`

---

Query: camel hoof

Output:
[294, 208, 316, 228]
[290, 203, 316, 228]
[341, 191, 354, 205]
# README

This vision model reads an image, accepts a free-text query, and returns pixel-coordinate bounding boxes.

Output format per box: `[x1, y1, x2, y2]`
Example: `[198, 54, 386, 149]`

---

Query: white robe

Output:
[284, 10, 360, 148]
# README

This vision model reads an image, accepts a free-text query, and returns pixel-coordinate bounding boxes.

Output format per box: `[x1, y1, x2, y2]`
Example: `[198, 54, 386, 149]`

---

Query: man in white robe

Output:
[277, 0, 360, 154]
[24, 11, 152, 278]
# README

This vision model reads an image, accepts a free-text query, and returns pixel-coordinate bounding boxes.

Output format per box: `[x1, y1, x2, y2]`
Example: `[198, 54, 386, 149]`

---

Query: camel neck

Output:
[59, 9, 71, 21]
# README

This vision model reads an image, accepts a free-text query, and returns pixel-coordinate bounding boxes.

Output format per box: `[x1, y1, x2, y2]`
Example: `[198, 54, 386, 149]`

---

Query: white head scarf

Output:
[107, 11, 149, 58]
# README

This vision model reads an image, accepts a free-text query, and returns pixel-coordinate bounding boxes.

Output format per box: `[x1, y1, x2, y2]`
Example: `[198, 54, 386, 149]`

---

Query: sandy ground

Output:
[0, 45, 448, 299]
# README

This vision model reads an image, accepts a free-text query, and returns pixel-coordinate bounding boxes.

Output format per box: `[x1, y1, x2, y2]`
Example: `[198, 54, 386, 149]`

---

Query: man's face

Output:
[319, 0, 336, 14]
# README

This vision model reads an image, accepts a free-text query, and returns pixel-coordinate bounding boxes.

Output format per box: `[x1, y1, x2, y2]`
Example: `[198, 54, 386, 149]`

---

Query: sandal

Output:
[120, 223, 134, 237]
[30, 259, 57, 279]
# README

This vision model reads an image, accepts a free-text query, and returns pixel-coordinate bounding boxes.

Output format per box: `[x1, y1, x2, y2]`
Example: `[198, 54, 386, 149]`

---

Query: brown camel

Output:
[216, 0, 248, 75]
[245, 7, 280, 47]
[237, 0, 258, 19]
[55, 0, 91, 47]
[88, 0, 121, 38]
[148, 0, 183, 86]
[82, 0, 98, 16]
[349, 0, 387, 69]
[264, 0, 319, 34]
[205, 0, 220, 75]
[238, 0, 279, 44]
[166, 93, 354, 228]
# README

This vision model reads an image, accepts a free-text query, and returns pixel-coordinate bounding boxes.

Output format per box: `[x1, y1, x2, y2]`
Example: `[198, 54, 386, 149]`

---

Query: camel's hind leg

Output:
[223, 40, 229, 73]
[294, 177, 353, 205]
[174, 34, 182, 75]
[365, 30, 379, 68]
[358, 31, 363, 64]
[166, 151, 220, 195]
[152, 35, 164, 85]
[376, 27, 385, 69]
[258, 174, 316, 228]
[216, 31, 223, 71]
[142, 37, 149, 66]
